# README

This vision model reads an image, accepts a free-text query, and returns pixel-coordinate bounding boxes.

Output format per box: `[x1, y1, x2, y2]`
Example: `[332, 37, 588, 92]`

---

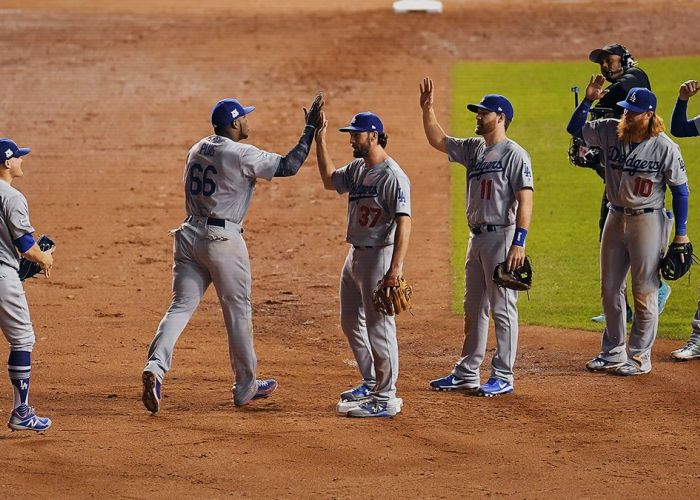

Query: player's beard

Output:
[352, 142, 371, 158]
[475, 119, 496, 136]
[617, 115, 650, 143]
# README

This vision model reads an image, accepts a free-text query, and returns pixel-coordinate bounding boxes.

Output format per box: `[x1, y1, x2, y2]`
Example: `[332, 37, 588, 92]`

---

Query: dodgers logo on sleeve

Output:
[397, 188, 406, 204]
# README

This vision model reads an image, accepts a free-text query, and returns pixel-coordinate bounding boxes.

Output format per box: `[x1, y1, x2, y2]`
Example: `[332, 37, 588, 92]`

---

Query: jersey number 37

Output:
[188, 163, 218, 197]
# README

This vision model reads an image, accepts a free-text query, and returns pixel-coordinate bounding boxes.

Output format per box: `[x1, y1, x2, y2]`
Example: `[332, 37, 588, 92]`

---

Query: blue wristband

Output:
[512, 227, 528, 247]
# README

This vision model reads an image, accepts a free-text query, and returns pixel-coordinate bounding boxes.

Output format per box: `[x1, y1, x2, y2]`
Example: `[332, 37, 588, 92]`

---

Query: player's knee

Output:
[11, 330, 35, 351]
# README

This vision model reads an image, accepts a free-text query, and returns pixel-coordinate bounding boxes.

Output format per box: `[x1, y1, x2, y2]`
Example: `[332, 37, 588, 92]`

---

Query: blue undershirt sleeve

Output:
[671, 99, 699, 138]
[670, 183, 689, 236]
[14, 233, 35, 253]
[566, 99, 593, 139]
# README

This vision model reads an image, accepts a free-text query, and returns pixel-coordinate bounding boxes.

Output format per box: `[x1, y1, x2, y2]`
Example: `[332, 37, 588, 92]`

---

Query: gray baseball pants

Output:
[144, 217, 259, 406]
[339, 245, 398, 402]
[454, 225, 518, 385]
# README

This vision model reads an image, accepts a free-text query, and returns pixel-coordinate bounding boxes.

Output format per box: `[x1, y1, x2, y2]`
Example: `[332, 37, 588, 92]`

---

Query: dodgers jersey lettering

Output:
[331, 156, 411, 247]
[583, 120, 687, 208]
[0, 182, 34, 270]
[184, 135, 282, 224]
[446, 137, 533, 226]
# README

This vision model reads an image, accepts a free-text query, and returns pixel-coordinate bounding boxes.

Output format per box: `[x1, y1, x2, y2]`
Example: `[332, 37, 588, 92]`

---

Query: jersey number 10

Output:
[188, 163, 218, 197]
[632, 177, 652, 197]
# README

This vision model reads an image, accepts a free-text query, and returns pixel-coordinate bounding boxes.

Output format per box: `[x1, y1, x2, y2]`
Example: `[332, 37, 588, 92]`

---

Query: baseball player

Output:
[583, 44, 672, 324]
[314, 110, 411, 418]
[142, 94, 323, 412]
[670, 79, 700, 360]
[567, 78, 689, 375]
[420, 78, 534, 397]
[0, 138, 54, 431]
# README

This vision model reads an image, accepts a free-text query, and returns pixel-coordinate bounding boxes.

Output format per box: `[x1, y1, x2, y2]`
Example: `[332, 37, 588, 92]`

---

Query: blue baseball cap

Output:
[211, 98, 255, 127]
[339, 112, 384, 133]
[467, 94, 514, 121]
[0, 139, 31, 161]
[617, 87, 657, 113]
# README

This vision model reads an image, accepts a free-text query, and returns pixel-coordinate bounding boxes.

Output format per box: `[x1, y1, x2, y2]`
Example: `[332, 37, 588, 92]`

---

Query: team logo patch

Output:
[4, 149, 12, 159]
[231, 109, 240, 119]
[629, 92, 637, 103]
[397, 188, 406, 203]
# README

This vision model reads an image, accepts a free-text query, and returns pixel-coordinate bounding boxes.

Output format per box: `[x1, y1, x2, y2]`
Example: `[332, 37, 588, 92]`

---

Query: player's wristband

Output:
[512, 227, 527, 247]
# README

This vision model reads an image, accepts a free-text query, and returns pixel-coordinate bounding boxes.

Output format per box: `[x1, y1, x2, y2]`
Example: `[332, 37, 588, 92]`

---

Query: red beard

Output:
[617, 115, 650, 143]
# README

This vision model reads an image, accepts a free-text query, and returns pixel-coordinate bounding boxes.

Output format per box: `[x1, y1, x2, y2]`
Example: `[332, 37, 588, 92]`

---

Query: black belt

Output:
[610, 205, 657, 216]
[353, 245, 374, 249]
[469, 224, 498, 235]
[185, 215, 225, 227]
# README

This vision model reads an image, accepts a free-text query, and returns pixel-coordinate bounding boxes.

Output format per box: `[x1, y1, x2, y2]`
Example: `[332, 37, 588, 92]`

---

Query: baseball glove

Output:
[18, 234, 55, 281]
[372, 276, 413, 316]
[493, 256, 533, 291]
[303, 94, 324, 128]
[660, 242, 696, 281]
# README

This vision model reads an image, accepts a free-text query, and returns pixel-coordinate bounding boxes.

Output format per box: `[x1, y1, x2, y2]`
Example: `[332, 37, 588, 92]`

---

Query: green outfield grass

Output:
[449, 57, 700, 339]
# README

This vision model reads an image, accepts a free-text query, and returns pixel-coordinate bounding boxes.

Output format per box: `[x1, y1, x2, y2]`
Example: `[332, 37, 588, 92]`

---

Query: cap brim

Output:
[589, 49, 610, 63]
[242, 106, 255, 116]
[617, 100, 649, 113]
[15, 147, 31, 157]
[339, 126, 368, 132]
[466, 103, 486, 114]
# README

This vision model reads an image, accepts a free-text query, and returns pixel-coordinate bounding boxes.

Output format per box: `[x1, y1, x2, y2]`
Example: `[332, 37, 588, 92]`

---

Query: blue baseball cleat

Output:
[340, 383, 372, 402]
[477, 377, 514, 397]
[658, 281, 672, 315]
[142, 371, 161, 414]
[7, 404, 52, 432]
[252, 379, 278, 400]
[429, 374, 479, 391]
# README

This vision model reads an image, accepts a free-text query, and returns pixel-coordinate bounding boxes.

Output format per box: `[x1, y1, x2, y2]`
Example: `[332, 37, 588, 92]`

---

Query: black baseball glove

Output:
[493, 256, 533, 291]
[660, 242, 696, 281]
[303, 94, 324, 128]
[18, 234, 55, 281]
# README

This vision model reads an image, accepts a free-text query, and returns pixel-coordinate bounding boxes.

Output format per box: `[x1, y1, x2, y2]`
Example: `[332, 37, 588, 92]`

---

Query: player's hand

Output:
[506, 245, 525, 273]
[673, 234, 690, 245]
[41, 247, 54, 278]
[419, 77, 434, 111]
[679, 80, 699, 101]
[585, 74, 608, 102]
[314, 111, 328, 143]
[383, 265, 403, 287]
[304, 93, 324, 128]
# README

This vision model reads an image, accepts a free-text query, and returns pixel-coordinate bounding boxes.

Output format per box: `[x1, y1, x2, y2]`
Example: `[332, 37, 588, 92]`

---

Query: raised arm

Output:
[315, 111, 337, 191]
[420, 77, 448, 153]
[567, 75, 607, 138]
[671, 80, 700, 138]
[274, 94, 324, 177]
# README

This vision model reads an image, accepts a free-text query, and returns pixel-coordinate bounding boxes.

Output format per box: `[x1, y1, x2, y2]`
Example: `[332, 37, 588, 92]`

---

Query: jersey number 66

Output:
[188, 163, 218, 197]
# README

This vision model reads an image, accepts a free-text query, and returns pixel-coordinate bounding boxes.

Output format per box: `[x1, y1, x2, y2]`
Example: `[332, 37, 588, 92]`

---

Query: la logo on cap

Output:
[231, 109, 239, 119]
[4, 149, 11, 159]
[351, 117, 357, 124]
[629, 92, 637, 103]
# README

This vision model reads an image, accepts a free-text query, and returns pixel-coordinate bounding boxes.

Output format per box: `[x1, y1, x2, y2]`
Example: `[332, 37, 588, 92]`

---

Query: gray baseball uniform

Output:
[446, 136, 533, 385]
[0, 182, 36, 352]
[144, 134, 281, 406]
[583, 120, 687, 368]
[332, 156, 411, 403]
